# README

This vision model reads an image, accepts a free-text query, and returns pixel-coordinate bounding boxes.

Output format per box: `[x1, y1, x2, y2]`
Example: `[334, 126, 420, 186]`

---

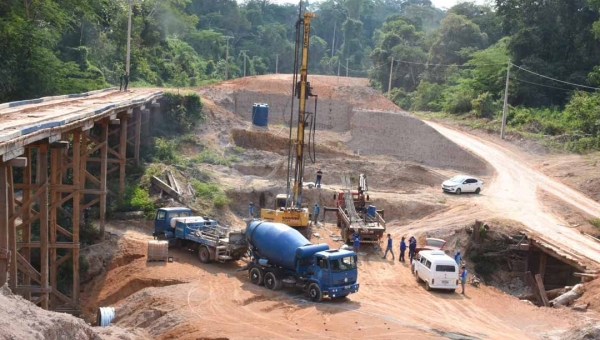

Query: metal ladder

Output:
[341, 174, 366, 228]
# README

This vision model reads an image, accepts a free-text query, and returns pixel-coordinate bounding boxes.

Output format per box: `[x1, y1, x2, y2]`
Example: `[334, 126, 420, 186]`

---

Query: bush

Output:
[411, 81, 444, 111]
[442, 85, 476, 114]
[471, 92, 499, 118]
[112, 185, 155, 216]
[589, 218, 600, 229]
[389, 88, 413, 110]
[162, 92, 204, 134]
[153, 137, 180, 164]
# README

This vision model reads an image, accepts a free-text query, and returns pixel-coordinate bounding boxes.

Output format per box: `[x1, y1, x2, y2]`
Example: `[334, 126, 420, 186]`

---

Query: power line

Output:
[395, 59, 506, 67]
[510, 77, 581, 93]
[511, 63, 600, 91]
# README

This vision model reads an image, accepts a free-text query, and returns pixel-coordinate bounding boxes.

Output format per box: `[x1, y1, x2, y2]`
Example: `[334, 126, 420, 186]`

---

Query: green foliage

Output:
[442, 85, 476, 114]
[153, 138, 181, 164]
[191, 180, 231, 208]
[589, 218, 600, 229]
[190, 149, 238, 167]
[471, 92, 500, 118]
[112, 185, 155, 217]
[411, 81, 444, 111]
[162, 92, 204, 134]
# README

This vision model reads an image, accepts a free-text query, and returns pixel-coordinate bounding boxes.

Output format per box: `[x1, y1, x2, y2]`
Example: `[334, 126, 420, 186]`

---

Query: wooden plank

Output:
[151, 176, 181, 201]
[15, 286, 52, 293]
[525, 271, 543, 306]
[0, 163, 10, 287]
[7, 157, 27, 167]
[16, 252, 41, 284]
[535, 273, 551, 307]
[17, 242, 79, 249]
[574, 272, 599, 278]
[531, 239, 586, 272]
[509, 244, 531, 251]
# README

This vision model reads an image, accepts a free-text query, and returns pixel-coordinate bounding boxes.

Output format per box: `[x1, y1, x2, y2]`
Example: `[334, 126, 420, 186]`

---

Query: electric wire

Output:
[511, 63, 600, 91]
[509, 77, 582, 92]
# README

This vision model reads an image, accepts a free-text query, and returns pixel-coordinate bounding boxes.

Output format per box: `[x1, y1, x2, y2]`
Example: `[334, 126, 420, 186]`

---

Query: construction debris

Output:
[151, 176, 182, 202]
[572, 303, 589, 312]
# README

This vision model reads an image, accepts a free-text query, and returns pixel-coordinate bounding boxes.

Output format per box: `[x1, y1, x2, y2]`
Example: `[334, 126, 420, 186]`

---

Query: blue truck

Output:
[153, 207, 248, 263]
[246, 220, 359, 302]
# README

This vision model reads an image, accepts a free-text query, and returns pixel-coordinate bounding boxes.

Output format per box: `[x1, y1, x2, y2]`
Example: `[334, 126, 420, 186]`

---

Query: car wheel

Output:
[308, 283, 322, 302]
[415, 271, 421, 282]
[249, 267, 264, 285]
[475, 187, 481, 194]
[425, 282, 431, 291]
[455, 188, 461, 195]
[199, 246, 211, 263]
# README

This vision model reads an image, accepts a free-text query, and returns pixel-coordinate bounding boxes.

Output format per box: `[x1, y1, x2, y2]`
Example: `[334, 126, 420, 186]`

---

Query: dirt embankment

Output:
[0, 285, 149, 340]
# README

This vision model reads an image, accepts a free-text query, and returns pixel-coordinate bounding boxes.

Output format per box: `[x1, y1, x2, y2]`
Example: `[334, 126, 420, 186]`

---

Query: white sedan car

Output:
[441, 175, 483, 195]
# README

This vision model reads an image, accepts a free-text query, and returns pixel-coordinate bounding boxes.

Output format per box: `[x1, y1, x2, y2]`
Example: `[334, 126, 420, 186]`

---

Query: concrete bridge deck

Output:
[0, 88, 164, 313]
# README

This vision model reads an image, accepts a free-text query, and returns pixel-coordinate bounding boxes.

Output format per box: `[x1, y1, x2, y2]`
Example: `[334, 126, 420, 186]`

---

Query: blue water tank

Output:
[252, 103, 269, 126]
[246, 220, 328, 270]
[367, 205, 377, 217]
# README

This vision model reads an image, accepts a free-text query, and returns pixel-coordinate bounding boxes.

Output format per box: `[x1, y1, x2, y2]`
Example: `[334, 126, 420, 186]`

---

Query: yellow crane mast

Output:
[260, 7, 317, 229]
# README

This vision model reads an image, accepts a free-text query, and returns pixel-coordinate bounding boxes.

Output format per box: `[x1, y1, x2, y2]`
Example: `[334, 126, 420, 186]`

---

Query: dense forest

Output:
[3, 0, 600, 150]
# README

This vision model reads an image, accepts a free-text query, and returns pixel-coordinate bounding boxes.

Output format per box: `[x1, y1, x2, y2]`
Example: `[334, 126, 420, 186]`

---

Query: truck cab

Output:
[153, 207, 192, 239]
[310, 249, 359, 301]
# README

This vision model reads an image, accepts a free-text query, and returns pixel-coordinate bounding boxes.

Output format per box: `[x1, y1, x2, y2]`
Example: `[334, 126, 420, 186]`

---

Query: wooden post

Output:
[525, 271, 543, 306]
[79, 131, 88, 223]
[38, 145, 49, 309]
[99, 122, 108, 237]
[119, 114, 128, 193]
[134, 110, 142, 166]
[0, 162, 9, 288]
[71, 131, 81, 306]
[7, 164, 16, 290]
[49, 145, 61, 307]
[538, 252, 547, 283]
[22, 148, 32, 300]
[535, 273, 550, 307]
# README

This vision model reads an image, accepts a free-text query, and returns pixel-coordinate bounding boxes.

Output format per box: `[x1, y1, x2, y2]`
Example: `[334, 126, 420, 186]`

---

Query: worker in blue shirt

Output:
[382, 234, 395, 260]
[313, 203, 320, 225]
[460, 265, 468, 294]
[248, 202, 254, 218]
[399, 237, 407, 263]
[353, 232, 360, 253]
[454, 250, 462, 266]
[408, 237, 417, 263]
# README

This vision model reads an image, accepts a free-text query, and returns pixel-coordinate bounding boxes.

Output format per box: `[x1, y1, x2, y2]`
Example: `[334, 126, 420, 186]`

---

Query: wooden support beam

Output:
[7, 164, 17, 290]
[99, 122, 108, 237]
[134, 110, 142, 166]
[17, 242, 80, 249]
[119, 114, 128, 194]
[539, 252, 548, 283]
[0, 162, 10, 288]
[37, 145, 49, 309]
[21, 148, 32, 300]
[16, 252, 41, 284]
[15, 286, 53, 293]
[535, 274, 551, 307]
[50, 141, 69, 149]
[7, 157, 27, 168]
[49, 146, 61, 307]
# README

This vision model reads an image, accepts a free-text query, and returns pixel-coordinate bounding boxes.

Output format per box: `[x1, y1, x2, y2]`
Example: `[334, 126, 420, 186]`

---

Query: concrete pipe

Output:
[97, 307, 115, 327]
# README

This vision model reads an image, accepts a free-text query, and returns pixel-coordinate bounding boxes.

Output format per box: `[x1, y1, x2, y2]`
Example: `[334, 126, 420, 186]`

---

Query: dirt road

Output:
[427, 121, 600, 267]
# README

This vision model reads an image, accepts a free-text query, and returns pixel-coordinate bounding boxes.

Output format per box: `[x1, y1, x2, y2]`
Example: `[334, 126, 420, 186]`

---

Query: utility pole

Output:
[388, 57, 394, 98]
[501, 61, 511, 139]
[275, 54, 279, 74]
[125, 0, 132, 90]
[224, 36, 233, 80]
[241, 50, 249, 77]
[346, 58, 350, 77]
[337, 59, 341, 83]
[331, 22, 336, 58]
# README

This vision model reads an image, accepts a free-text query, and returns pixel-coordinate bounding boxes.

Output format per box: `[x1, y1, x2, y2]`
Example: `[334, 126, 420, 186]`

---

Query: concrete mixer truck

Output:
[245, 220, 359, 302]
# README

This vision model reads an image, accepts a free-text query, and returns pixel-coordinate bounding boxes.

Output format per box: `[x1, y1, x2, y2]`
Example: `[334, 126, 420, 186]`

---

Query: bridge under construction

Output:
[0, 88, 163, 313]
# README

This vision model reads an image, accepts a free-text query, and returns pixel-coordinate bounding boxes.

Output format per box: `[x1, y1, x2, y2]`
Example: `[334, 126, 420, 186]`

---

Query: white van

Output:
[411, 250, 459, 291]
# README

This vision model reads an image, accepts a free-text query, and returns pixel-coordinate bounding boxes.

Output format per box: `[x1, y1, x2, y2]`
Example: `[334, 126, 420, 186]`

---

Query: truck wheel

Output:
[249, 267, 264, 285]
[307, 283, 322, 302]
[199, 246, 211, 264]
[264, 272, 282, 291]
